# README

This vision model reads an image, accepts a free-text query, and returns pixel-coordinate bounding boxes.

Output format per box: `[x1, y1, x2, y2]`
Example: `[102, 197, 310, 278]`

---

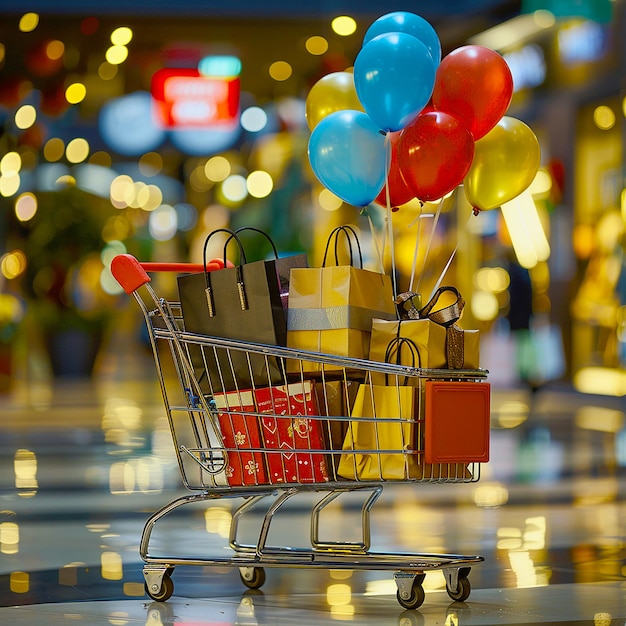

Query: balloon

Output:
[363, 11, 441, 67]
[463, 116, 541, 212]
[305, 71, 364, 131]
[308, 109, 388, 207]
[354, 32, 436, 132]
[397, 111, 475, 202]
[374, 131, 415, 208]
[432, 45, 513, 140]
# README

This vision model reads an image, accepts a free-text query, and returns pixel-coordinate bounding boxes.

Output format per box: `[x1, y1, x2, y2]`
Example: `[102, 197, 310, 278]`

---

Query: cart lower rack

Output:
[112, 254, 491, 610]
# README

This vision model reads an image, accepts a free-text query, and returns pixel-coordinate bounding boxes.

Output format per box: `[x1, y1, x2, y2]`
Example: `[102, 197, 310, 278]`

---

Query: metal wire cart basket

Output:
[111, 254, 491, 610]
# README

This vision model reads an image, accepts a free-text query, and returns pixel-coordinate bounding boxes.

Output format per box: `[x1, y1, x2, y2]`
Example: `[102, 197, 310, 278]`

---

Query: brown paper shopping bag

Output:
[287, 226, 396, 370]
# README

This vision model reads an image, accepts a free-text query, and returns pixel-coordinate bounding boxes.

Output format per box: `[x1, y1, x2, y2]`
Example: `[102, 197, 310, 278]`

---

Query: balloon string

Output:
[428, 211, 473, 301]
[367, 211, 385, 275]
[383, 133, 398, 298]
[415, 196, 444, 293]
[408, 204, 424, 293]
[365, 133, 390, 280]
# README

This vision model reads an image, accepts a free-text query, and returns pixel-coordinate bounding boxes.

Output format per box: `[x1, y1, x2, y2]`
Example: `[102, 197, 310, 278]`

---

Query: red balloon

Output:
[432, 45, 513, 140]
[397, 111, 475, 202]
[374, 131, 415, 208]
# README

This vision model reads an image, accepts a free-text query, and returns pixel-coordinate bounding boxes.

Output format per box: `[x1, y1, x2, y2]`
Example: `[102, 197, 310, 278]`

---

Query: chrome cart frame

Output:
[112, 254, 490, 610]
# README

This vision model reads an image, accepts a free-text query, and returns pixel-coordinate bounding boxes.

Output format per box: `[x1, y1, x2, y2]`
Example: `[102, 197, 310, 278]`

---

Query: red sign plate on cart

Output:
[424, 381, 490, 464]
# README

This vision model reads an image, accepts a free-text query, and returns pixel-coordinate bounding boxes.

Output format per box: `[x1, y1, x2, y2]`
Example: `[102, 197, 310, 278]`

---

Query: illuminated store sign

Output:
[151, 59, 241, 129]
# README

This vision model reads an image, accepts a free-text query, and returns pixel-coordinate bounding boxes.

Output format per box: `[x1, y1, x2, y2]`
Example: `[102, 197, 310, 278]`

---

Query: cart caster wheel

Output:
[145, 572, 174, 602]
[396, 580, 425, 610]
[446, 575, 471, 602]
[239, 566, 266, 590]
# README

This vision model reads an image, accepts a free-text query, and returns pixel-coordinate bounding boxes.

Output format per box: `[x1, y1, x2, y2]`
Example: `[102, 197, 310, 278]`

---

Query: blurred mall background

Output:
[0, 2, 624, 622]
[0, 0, 623, 395]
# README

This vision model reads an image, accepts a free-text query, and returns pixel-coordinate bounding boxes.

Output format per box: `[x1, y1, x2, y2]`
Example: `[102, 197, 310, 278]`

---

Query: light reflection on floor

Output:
[0, 368, 625, 625]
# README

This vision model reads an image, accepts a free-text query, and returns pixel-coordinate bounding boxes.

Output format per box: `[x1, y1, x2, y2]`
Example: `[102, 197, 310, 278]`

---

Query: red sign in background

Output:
[151, 68, 240, 128]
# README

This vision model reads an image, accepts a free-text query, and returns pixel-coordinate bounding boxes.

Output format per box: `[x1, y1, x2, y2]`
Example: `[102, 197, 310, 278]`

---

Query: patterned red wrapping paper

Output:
[255, 381, 329, 484]
[213, 390, 268, 486]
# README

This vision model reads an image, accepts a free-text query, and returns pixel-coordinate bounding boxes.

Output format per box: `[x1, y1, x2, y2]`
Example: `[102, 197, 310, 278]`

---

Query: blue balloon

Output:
[363, 11, 441, 67]
[308, 110, 388, 207]
[354, 32, 436, 132]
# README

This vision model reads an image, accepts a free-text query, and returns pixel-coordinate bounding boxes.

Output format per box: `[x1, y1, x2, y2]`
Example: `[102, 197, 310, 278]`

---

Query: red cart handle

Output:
[111, 254, 233, 294]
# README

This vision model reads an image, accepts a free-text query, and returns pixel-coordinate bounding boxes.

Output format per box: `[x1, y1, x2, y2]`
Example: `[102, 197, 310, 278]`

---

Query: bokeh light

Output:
[105, 45, 129, 65]
[65, 82, 87, 105]
[46, 39, 64, 60]
[1, 250, 27, 279]
[318, 188, 343, 211]
[15, 105, 36, 130]
[66, 138, 90, 164]
[19, 13, 39, 33]
[0, 173, 21, 197]
[138, 152, 163, 176]
[43, 138, 65, 162]
[149, 204, 178, 241]
[269, 61, 292, 82]
[593, 105, 615, 130]
[110, 27, 133, 46]
[98, 62, 118, 80]
[221, 174, 248, 203]
[305, 36, 329, 55]
[331, 16, 357, 36]
[240, 107, 268, 132]
[471, 290, 500, 321]
[205, 156, 231, 182]
[246, 170, 273, 198]
[15, 193, 37, 222]
[1, 152, 21, 176]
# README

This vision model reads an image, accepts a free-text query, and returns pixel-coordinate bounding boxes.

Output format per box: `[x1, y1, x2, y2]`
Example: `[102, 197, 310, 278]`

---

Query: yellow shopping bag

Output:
[369, 286, 480, 385]
[338, 337, 421, 480]
[287, 225, 396, 371]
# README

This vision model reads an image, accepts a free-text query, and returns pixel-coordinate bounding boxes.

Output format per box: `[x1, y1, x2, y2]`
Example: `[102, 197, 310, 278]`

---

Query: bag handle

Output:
[322, 225, 363, 269]
[384, 335, 422, 386]
[418, 285, 464, 327]
[224, 226, 280, 261]
[202, 228, 248, 317]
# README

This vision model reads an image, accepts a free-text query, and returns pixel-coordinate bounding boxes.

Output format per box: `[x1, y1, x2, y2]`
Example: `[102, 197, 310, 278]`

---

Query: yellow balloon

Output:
[305, 71, 364, 131]
[463, 116, 541, 211]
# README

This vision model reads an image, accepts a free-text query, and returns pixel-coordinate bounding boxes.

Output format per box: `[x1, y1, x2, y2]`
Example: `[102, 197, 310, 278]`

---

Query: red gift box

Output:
[255, 381, 329, 484]
[213, 390, 268, 486]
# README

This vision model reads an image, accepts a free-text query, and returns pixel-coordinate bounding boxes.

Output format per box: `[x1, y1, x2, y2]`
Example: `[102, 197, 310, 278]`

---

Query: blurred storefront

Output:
[466, 0, 625, 394]
[0, 3, 623, 395]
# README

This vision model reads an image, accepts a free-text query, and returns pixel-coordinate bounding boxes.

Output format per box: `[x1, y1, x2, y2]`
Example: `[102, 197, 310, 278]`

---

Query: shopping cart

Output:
[111, 254, 491, 610]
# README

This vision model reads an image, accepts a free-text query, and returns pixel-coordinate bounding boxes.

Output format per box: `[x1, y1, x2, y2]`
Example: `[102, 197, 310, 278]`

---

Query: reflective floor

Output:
[0, 335, 625, 625]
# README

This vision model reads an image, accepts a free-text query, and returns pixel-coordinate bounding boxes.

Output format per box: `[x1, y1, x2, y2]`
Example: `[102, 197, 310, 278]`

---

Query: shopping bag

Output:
[177, 228, 287, 393]
[369, 286, 480, 384]
[212, 389, 268, 486]
[255, 381, 329, 484]
[424, 380, 490, 464]
[287, 225, 396, 370]
[338, 337, 422, 480]
[230, 227, 308, 320]
[314, 379, 360, 477]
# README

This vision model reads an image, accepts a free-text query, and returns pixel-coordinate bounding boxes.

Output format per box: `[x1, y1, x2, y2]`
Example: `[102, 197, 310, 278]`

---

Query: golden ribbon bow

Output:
[395, 286, 466, 369]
